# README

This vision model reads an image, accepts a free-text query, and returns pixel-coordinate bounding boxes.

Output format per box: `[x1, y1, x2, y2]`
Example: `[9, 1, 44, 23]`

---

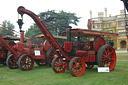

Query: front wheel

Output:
[69, 57, 85, 77]
[97, 45, 116, 71]
[18, 54, 34, 71]
[52, 56, 66, 73]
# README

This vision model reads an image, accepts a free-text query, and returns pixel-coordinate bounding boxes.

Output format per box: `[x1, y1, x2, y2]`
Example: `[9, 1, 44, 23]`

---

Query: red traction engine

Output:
[5, 31, 48, 71]
[0, 28, 50, 71]
[52, 28, 118, 76]
[17, 6, 118, 76]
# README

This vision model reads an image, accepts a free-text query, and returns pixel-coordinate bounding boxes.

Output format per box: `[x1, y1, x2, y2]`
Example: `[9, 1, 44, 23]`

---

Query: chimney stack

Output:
[105, 8, 107, 17]
[90, 10, 92, 19]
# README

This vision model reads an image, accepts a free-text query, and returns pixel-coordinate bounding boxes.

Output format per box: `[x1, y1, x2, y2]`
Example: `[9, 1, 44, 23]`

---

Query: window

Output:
[107, 23, 112, 28]
[117, 21, 125, 26]
[118, 30, 126, 36]
[93, 24, 101, 28]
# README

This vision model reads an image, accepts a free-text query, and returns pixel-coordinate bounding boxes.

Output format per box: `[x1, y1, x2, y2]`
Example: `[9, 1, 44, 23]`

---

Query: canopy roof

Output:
[3, 36, 29, 40]
[62, 29, 118, 37]
[36, 34, 67, 39]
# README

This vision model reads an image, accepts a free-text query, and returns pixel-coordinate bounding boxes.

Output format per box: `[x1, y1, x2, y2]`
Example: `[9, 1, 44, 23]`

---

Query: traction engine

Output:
[16, 6, 118, 76]
[0, 22, 54, 71]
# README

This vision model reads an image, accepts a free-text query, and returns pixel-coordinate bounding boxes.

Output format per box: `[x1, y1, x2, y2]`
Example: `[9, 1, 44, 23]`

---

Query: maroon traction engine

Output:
[0, 27, 53, 71]
[17, 6, 118, 76]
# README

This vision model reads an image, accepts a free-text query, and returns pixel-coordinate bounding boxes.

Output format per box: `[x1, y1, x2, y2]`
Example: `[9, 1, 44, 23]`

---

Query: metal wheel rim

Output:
[102, 46, 116, 71]
[18, 54, 34, 71]
[52, 56, 66, 73]
[69, 57, 85, 77]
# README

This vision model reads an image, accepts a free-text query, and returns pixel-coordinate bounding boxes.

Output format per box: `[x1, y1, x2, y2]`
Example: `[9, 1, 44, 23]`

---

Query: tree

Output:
[25, 24, 44, 44]
[25, 10, 81, 43]
[39, 10, 80, 35]
[0, 20, 16, 37]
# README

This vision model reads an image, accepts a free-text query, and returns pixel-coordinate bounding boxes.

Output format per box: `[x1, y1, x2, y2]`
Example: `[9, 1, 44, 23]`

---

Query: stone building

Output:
[90, 8, 128, 50]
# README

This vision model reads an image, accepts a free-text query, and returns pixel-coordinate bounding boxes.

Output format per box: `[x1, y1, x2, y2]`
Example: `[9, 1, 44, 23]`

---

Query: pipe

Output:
[66, 26, 72, 42]
[20, 31, 24, 43]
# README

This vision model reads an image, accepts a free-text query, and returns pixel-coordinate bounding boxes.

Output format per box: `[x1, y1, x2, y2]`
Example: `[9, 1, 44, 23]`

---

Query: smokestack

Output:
[66, 26, 72, 42]
[105, 8, 107, 17]
[90, 10, 92, 19]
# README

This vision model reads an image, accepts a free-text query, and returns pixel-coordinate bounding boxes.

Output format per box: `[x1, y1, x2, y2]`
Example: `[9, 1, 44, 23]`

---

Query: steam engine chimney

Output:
[66, 26, 72, 42]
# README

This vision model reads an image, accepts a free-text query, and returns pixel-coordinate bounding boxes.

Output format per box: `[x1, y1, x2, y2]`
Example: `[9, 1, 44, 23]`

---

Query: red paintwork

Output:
[43, 40, 51, 51]
[93, 37, 105, 51]
[76, 51, 95, 62]
[64, 42, 72, 52]
[88, 51, 95, 62]
[76, 50, 88, 57]
[8, 42, 16, 47]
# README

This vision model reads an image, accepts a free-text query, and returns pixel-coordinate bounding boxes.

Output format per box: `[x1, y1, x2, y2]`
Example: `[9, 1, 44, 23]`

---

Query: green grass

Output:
[0, 53, 128, 85]
[116, 53, 128, 60]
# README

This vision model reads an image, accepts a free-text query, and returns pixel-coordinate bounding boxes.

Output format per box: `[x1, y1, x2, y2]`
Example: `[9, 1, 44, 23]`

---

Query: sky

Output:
[0, 0, 125, 32]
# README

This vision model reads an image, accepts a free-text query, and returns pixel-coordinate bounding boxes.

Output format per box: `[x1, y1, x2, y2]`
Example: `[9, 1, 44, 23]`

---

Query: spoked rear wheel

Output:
[18, 54, 34, 71]
[52, 56, 66, 73]
[97, 45, 116, 71]
[69, 57, 85, 77]
[6, 54, 18, 69]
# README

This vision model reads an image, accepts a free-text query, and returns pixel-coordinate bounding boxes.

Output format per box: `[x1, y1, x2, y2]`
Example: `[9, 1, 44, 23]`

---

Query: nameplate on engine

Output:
[34, 50, 41, 55]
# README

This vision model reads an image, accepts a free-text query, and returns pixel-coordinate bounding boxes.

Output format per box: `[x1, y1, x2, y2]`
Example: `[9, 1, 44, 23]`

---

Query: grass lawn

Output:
[0, 53, 128, 85]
